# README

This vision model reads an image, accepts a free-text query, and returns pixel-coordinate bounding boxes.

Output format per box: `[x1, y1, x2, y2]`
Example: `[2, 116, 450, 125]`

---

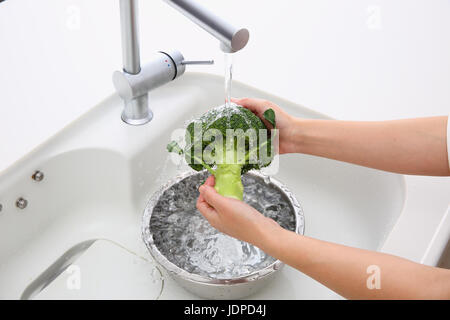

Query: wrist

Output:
[252, 216, 286, 254]
[286, 117, 322, 155]
[284, 117, 307, 154]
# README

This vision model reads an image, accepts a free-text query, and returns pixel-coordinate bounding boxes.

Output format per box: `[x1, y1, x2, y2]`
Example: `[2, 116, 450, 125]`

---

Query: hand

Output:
[196, 175, 281, 245]
[232, 97, 300, 154]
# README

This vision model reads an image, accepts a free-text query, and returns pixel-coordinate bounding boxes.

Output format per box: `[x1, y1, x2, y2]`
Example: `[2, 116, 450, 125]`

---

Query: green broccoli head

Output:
[168, 104, 276, 200]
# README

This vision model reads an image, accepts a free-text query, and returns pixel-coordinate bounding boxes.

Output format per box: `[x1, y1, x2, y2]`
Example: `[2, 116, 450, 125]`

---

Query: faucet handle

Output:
[181, 60, 214, 65]
[113, 50, 215, 103]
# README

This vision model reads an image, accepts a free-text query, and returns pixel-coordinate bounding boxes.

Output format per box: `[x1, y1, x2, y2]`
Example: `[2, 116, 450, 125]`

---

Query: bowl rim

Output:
[141, 170, 305, 286]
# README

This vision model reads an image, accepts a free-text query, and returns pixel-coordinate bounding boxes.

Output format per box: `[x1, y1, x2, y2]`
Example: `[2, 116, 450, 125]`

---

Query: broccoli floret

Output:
[168, 104, 276, 200]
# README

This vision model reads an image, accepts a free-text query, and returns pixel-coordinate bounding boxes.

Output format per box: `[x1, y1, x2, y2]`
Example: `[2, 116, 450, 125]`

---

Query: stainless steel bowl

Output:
[142, 171, 304, 299]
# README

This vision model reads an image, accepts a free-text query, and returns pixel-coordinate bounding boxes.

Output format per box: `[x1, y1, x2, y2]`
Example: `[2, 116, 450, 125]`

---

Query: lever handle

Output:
[113, 50, 214, 102]
[181, 60, 214, 65]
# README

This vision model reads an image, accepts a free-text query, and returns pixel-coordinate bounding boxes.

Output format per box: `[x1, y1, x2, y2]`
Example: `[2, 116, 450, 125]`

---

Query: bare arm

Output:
[196, 99, 450, 299]
[292, 117, 449, 176]
[233, 98, 450, 176]
[197, 177, 450, 300]
[259, 222, 450, 300]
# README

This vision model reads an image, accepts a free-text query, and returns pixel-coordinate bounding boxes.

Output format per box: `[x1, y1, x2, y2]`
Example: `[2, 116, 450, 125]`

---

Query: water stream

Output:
[224, 53, 233, 107]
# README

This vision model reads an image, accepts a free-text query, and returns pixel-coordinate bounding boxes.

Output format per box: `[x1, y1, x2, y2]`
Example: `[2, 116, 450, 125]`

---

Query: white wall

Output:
[0, 0, 449, 170]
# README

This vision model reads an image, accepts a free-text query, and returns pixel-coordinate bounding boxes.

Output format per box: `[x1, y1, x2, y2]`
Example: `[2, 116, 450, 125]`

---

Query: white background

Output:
[0, 0, 449, 171]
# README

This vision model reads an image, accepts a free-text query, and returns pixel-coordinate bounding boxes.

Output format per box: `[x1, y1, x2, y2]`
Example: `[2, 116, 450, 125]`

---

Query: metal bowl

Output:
[142, 171, 304, 299]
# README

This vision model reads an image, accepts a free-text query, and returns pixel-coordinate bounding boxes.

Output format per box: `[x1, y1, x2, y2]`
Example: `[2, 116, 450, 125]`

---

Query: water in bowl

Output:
[149, 172, 296, 279]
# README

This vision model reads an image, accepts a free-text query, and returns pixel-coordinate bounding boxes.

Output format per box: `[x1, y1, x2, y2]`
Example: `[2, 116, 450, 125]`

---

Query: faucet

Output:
[113, 0, 250, 125]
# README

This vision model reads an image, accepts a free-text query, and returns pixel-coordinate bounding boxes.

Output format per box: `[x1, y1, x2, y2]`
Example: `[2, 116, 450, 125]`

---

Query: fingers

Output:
[232, 97, 275, 129]
[198, 176, 214, 204]
[196, 175, 219, 225]
[232, 97, 270, 115]
[196, 193, 219, 225]
[204, 175, 215, 187]
[198, 184, 230, 211]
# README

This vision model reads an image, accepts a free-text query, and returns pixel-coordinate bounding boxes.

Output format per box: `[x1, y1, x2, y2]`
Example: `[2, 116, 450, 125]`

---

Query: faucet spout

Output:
[164, 0, 249, 53]
[116, 0, 249, 125]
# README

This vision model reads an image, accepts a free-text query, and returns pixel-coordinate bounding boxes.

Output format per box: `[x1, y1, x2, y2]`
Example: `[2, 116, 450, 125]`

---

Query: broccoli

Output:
[167, 104, 276, 200]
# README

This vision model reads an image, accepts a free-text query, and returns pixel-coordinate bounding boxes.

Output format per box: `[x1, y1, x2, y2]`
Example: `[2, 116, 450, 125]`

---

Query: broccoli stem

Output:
[214, 163, 244, 200]
[212, 146, 244, 200]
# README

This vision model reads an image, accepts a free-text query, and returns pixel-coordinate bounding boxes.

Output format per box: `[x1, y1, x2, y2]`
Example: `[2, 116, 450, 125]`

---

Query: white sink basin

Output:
[0, 73, 414, 299]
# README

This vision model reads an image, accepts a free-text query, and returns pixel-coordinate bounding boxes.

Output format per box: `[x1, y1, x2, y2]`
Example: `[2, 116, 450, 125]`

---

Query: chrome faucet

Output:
[113, 0, 250, 125]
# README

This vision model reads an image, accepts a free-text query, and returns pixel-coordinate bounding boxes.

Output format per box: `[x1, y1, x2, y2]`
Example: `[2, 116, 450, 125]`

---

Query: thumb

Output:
[199, 185, 229, 210]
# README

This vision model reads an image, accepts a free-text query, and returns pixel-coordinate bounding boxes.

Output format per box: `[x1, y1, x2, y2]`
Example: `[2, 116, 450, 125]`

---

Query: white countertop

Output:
[0, 0, 449, 264]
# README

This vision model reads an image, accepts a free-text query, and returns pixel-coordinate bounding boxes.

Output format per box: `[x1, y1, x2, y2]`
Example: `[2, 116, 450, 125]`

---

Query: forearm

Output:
[289, 116, 449, 176]
[256, 222, 450, 299]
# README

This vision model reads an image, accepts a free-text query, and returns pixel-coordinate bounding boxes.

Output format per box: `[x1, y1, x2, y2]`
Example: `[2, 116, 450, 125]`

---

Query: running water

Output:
[224, 53, 233, 107]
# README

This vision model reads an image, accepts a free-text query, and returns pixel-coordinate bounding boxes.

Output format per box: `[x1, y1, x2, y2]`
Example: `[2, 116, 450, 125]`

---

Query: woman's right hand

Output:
[232, 98, 300, 154]
[196, 175, 281, 246]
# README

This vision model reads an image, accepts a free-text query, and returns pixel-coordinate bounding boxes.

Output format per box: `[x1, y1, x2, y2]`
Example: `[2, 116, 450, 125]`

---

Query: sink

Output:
[420, 207, 450, 270]
[438, 242, 450, 269]
[0, 73, 407, 299]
